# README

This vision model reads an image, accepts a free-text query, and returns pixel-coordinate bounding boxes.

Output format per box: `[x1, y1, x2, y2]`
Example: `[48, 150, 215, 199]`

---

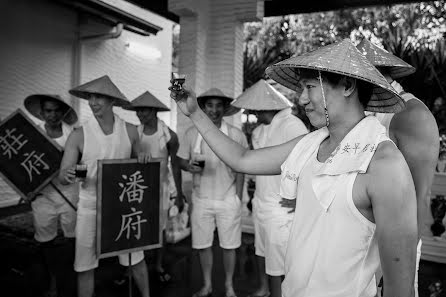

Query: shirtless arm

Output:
[170, 86, 302, 175]
[59, 128, 83, 185]
[167, 129, 184, 207]
[126, 123, 150, 163]
[235, 173, 244, 201]
[390, 100, 439, 238]
[368, 143, 418, 297]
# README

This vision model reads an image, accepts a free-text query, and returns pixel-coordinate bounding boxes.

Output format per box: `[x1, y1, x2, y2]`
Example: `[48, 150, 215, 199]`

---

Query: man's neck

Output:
[325, 109, 365, 147]
[263, 110, 280, 126]
[214, 120, 222, 128]
[143, 118, 158, 135]
[95, 112, 115, 134]
[44, 122, 63, 138]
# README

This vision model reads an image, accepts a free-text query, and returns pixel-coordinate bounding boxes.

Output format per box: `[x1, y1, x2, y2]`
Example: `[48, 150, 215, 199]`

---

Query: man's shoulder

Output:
[281, 115, 308, 131]
[226, 122, 244, 136]
[367, 140, 408, 181]
[184, 126, 198, 138]
[391, 96, 438, 141]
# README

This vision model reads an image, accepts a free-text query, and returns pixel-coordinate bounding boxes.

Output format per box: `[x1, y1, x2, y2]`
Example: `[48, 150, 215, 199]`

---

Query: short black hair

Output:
[198, 97, 231, 110]
[39, 98, 64, 111]
[298, 69, 373, 109]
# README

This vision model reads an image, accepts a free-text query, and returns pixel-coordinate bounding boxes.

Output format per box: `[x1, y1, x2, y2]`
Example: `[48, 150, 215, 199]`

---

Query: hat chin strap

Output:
[318, 71, 329, 127]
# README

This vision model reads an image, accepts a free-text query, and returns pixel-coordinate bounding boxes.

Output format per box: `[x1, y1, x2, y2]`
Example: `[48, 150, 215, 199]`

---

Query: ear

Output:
[342, 77, 356, 97]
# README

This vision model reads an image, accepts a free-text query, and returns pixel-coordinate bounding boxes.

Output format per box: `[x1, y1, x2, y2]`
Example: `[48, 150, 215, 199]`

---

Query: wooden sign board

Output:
[97, 159, 162, 258]
[0, 109, 63, 200]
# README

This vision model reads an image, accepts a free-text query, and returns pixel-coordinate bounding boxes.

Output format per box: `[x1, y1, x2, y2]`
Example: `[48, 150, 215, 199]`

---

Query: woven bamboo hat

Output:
[24, 94, 78, 125]
[356, 39, 415, 79]
[197, 88, 240, 116]
[69, 75, 129, 107]
[232, 79, 291, 110]
[266, 39, 405, 113]
[124, 91, 170, 111]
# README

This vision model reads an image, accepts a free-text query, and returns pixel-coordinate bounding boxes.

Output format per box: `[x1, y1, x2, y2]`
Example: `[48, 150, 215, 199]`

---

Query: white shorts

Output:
[32, 194, 77, 242]
[264, 218, 292, 276]
[191, 194, 242, 249]
[253, 210, 267, 257]
[74, 206, 144, 272]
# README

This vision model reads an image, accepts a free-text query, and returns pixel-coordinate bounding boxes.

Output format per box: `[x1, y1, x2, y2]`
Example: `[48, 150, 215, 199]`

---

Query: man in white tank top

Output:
[232, 80, 308, 297]
[59, 76, 151, 297]
[177, 88, 247, 297]
[24, 94, 79, 297]
[357, 39, 439, 297]
[124, 91, 183, 283]
[170, 39, 418, 297]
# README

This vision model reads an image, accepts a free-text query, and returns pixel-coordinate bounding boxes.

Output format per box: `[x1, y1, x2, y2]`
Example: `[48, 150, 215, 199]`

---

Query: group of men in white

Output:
[24, 36, 438, 297]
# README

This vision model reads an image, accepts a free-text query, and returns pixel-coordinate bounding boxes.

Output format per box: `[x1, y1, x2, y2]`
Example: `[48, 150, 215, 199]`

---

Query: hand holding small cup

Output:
[168, 75, 199, 117]
[75, 164, 87, 182]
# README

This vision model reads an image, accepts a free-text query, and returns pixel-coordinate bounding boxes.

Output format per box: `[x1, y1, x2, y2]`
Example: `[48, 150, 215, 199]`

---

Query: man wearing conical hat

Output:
[58, 75, 150, 297]
[24, 94, 79, 297]
[170, 39, 417, 297]
[357, 38, 439, 297]
[232, 79, 307, 297]
[176, 87, 248, 297]
[124, 91, 183, 284]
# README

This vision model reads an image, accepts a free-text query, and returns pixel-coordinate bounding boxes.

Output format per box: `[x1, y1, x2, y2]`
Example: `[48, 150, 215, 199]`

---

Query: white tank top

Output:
[79, 115, 131, 208]
[38, 122, 77, 204]
[282, 149, 382, 297]
[138, 120, 170, 209]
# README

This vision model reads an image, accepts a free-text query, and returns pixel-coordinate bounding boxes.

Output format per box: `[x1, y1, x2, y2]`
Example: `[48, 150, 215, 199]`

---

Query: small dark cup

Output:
[196, 160, 205, 168]
[75, 165, 87, 178]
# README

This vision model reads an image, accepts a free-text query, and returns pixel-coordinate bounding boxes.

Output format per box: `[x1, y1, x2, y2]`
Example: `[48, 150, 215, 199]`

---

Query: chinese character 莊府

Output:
[0, 128, 28, 159]
[115, 207, 148, 241]
[20, 150, 49, 182]
[118, 171, 148, 203]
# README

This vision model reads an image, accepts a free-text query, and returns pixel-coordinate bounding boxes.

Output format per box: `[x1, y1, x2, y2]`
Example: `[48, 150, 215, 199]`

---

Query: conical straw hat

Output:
[124, 91, 170, 111]
[266, 39, 405, 113]
[69, 75, 129, 107]
[24, 94, 78, 125]
[356, 39, 415, 79]
[232, 79, 292, 110]
[197, 88, 240, 117]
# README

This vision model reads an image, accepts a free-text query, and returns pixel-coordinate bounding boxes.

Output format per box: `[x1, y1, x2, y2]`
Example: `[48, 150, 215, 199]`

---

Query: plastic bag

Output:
[165, 199, 191, 244]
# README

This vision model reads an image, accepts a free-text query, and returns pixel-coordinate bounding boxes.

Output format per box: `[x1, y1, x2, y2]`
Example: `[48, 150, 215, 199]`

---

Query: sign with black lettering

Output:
[0, 109, 63, 200]
[97, 159, 162, 258]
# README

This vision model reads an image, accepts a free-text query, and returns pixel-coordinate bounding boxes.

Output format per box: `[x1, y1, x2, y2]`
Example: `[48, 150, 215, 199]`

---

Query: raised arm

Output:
[390, 100, 439, 238]
[59, 128, 83, 185]
[170, 86, 301, 175]
[368, 143, 418, 297]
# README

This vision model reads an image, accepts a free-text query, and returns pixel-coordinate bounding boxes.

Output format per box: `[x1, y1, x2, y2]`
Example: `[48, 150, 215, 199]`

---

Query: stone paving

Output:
[1, 209, 445, 297]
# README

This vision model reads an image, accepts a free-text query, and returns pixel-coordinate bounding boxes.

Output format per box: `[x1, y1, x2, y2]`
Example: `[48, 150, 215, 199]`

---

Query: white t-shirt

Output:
[177, 121, 248, 200]
[252, 108, 308, 220]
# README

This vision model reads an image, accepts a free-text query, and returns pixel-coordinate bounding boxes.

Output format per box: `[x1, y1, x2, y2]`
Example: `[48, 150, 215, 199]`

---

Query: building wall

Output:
[0, 0, 174, 207]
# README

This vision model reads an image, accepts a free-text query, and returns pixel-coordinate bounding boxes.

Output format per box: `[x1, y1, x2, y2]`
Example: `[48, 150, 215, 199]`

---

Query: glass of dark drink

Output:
[75, 164, 87, 181]
[193, 154, 205, 169]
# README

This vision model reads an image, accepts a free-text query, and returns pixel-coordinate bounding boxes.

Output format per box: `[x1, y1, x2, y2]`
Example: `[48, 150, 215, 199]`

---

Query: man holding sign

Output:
[24, 94, 79, 297]
[59, 76, 150, 297]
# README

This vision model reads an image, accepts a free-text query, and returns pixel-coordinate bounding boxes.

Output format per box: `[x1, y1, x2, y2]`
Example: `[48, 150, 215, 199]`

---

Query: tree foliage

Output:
[243, 1, 446, 111]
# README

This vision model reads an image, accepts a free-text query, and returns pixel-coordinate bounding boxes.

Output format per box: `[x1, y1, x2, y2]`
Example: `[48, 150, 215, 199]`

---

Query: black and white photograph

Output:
[0, 1, 445, 297]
